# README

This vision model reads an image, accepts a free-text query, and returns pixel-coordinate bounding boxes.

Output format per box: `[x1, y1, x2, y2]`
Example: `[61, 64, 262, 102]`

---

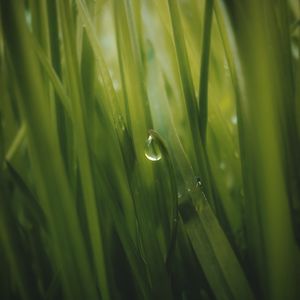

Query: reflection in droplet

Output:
[144, 134, 162, 161]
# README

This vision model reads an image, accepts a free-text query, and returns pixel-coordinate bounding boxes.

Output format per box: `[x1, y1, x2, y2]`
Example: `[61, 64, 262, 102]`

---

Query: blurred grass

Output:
[0, 0, 300, 299]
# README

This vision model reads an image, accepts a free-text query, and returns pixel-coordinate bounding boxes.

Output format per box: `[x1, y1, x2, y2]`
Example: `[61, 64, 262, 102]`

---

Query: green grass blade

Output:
[198, 0, 214, 144]
[56, 1, 110, 298]
[215, 1, 300, 298]
[1, 1, 98, 298]
[167, 0, 216, 211]
[179, 192, 254, 300]
[33, 38, 72, 118]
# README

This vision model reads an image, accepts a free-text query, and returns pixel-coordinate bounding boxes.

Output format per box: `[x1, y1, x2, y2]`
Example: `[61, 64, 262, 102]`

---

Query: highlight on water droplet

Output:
[196, 176, 202, 187]
[144, 133, 162, 161]
[183, 176, 203, 196]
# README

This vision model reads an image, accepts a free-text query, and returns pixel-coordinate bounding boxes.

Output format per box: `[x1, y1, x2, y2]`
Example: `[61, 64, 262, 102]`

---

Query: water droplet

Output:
[196, 176, 202, 187]
[144, 134, 162, 161]
[184, 176, 203, 195]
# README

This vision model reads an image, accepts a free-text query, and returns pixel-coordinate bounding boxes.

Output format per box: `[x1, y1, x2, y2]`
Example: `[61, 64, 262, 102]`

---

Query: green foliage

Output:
[0, 0, 299, 299]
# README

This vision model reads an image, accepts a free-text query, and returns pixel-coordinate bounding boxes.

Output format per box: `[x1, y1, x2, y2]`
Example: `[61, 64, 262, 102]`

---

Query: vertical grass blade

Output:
[198, 0, 214, 144]
[1, 1, 98, 298]
[214, 1, 300, 298]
